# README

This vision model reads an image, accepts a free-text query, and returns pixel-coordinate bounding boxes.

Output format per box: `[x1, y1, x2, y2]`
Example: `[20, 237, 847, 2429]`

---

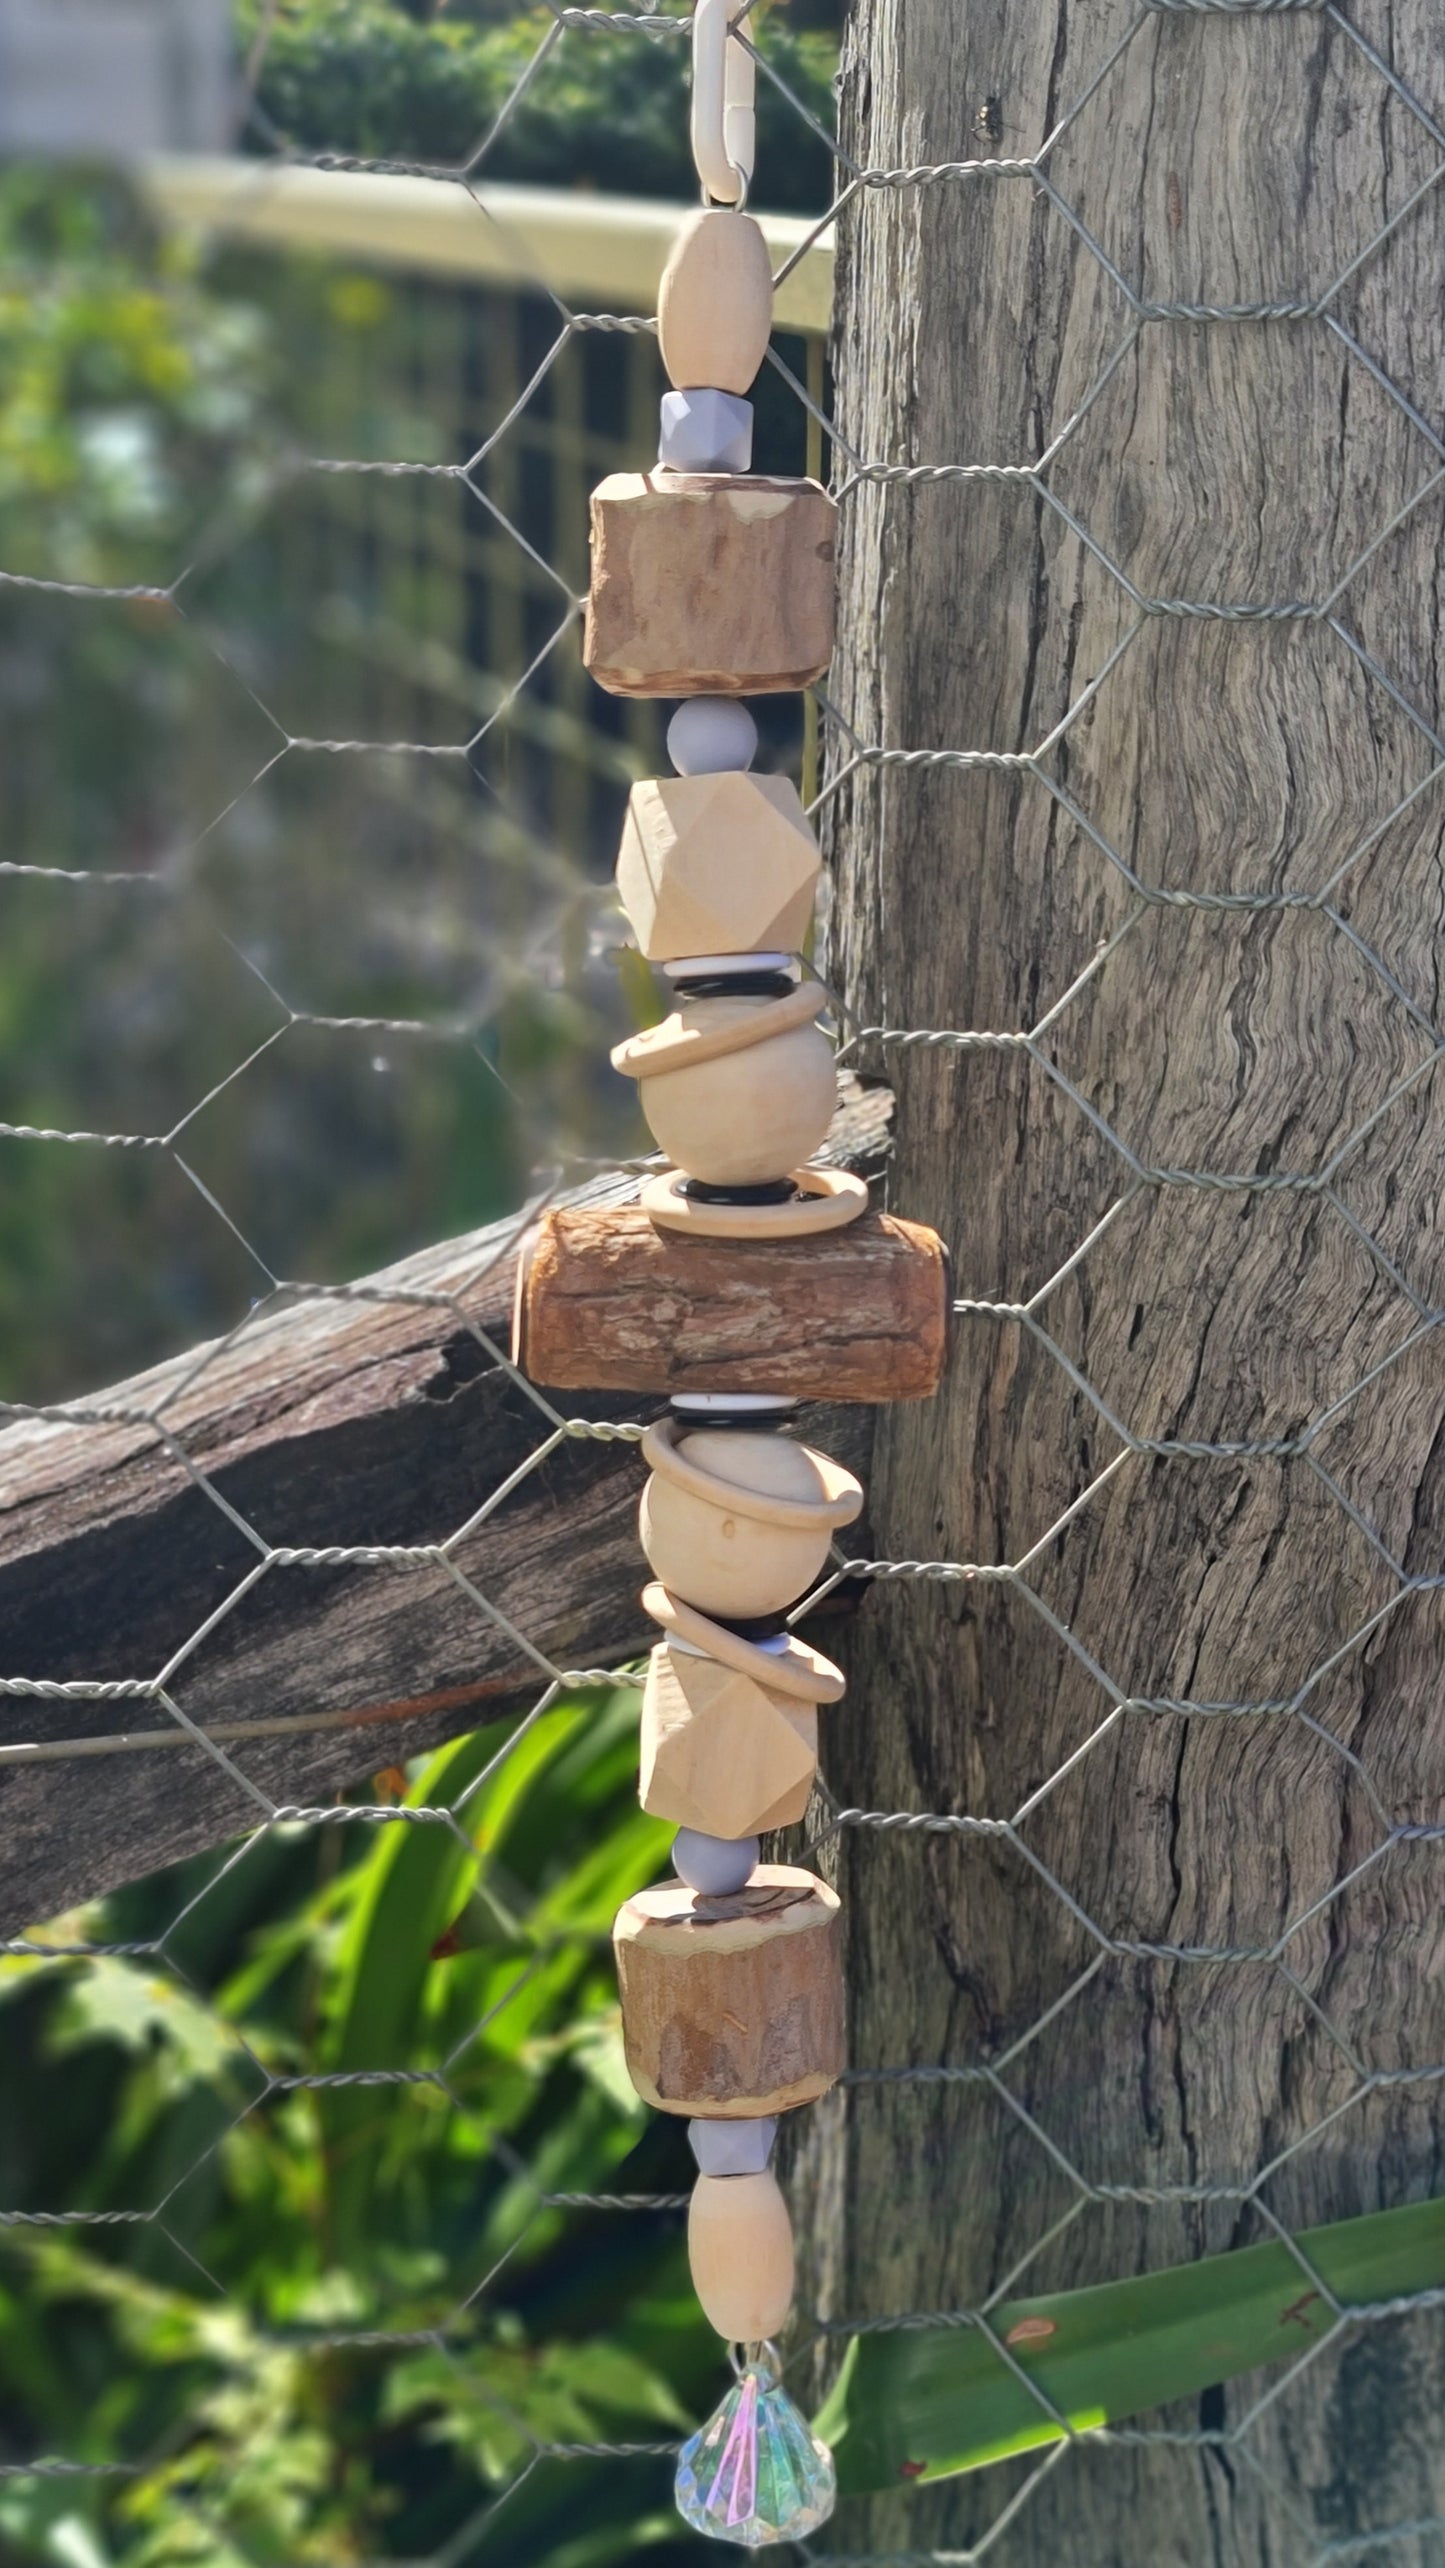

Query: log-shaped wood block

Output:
[658, 209, 774, 396]
[583, 474, 836, 698]
[688, 2172, 796, 2343]
[514, 1203, 950, 1402]
[613, 1864, 844, 2116]
[640, 1643, 819, 1838]
[616, 772, 820, 962]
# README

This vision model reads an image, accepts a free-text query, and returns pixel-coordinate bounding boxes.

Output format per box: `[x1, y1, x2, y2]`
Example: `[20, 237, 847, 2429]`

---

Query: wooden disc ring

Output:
[613, 1864, 845, 2116]
[638, 1418, 862, 1620]
[612, 985, 836, 1189]
[642, 1582, 845, 1702]
[639, 1165, 869, 1240]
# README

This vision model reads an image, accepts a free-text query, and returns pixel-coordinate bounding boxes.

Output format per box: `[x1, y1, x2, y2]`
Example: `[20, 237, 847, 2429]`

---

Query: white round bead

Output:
[673, 1828, 760, 1894]
[668, 698, 759, 777]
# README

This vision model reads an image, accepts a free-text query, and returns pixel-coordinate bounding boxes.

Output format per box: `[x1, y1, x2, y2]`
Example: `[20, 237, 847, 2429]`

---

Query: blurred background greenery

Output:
[0, 5, 839, 2557]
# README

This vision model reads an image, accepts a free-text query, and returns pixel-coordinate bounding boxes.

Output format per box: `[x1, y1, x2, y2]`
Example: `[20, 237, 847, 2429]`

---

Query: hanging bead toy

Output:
[515, 2, 950, 2542]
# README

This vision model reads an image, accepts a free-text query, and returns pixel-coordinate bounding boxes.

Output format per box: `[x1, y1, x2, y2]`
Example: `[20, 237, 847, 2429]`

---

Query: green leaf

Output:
[817, 2196, 1445, 2492]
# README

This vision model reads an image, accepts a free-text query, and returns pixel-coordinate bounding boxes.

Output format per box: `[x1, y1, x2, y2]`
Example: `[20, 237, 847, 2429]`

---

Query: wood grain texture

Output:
[583, 473, 837, 696]
[614, 769, 819, 962]
[640, 1645, 819, 1838]
[0, 1176, 869, 1938]
[688, 2171, 796, 2344]
[614, 1866, 845, 2116]
[657, 209, 775, 395]
[516, 1203, 949, 1401]
[798, 4, 1445, 2559]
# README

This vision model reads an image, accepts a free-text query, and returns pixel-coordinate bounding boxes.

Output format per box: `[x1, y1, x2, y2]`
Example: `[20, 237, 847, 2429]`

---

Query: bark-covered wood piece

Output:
[615, 771, 820, 963]
[515, 1202, 950, 1402]
[806, 2, 1445, 2557]
[640, 1643, 819, 1837]
[583, 473, 837, 697]
[658, 208, 775, 395]
[0, 1173, 872, 1938]
[614, 1864, 845, 2115]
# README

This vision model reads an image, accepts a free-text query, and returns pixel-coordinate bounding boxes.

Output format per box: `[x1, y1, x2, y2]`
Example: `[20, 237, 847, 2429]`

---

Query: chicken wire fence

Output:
[0, 0, 1443, 2563]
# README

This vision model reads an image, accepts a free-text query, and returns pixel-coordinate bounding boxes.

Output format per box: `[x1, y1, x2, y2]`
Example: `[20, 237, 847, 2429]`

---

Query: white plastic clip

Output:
[691, 0, 756, 209]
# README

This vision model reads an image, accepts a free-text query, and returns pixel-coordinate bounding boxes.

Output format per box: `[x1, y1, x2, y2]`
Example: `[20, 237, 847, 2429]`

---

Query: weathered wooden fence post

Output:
[815, 0, 1445, 2553]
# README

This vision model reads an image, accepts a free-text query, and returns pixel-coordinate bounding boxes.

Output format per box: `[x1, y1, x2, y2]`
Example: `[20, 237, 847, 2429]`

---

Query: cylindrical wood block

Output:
[640, 1642, 819, 1838]
[513, 1204, 951, 1403]
[639, 1421, 862, 1619]
[613, 1864, 844, 2115]
[583, 474, 837, 698]
[615, 771, 820, 962]
[658, 210, 774, 395]
[688, 2171, 796, 2343]
[634, 1005, 837, 1188]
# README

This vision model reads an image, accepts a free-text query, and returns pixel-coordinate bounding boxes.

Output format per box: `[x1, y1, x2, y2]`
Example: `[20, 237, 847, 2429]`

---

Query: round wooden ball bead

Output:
[658, 209, 774, 397]
[688, 2171, 796, 2344]
[637, 999, 835, 1188]
[639, 1429, 841, 1619]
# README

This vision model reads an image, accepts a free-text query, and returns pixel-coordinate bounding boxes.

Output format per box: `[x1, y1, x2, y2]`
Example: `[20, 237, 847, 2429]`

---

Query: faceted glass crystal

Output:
[675, 2352, 836, 2548]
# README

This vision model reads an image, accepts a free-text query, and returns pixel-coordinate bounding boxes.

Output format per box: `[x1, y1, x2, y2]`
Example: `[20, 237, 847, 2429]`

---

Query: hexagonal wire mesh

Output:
[0, 0, 1443, 2561]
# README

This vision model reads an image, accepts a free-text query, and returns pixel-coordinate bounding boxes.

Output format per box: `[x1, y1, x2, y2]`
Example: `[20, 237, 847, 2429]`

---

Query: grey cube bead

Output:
[658, 387, 754, 475]
[672, 1827, 760, 1894]
[688, 2116, 779, 2177]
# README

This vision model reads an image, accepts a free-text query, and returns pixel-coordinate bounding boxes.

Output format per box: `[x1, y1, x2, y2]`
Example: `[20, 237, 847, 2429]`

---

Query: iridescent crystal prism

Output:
[675, 2350, 836, 2548]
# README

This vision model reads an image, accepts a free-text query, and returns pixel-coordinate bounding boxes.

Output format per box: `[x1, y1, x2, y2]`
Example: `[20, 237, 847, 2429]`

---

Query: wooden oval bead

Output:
[639, 1427, 853, 1619]
[688, 2172, 795, 2343]
[613, 1863, 844, 2116]
[658, 209, 774, 395]
[639, 1005, 836, 1187]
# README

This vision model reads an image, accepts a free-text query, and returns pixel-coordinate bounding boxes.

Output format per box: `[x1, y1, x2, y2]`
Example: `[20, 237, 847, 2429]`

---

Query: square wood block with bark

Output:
[583, 472, 838, 697]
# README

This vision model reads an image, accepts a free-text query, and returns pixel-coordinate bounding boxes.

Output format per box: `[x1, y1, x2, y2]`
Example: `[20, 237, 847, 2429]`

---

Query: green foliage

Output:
[243, 1, 839, 211]
[819, 2195, 1445, 2491]
[0, 168, 274, 589]
[0, 1698, 712, 2565]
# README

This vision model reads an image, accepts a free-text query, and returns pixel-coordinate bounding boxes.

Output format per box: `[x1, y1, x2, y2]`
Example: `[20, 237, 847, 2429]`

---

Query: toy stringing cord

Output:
[515, 1, 948, 2544]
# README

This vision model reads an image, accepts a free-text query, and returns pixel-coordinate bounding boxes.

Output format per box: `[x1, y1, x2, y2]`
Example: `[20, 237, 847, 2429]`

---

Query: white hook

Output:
[691, 0, 755, 209]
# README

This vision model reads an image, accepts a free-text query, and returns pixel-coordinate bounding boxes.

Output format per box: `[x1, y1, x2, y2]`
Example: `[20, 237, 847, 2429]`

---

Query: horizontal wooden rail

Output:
[140, 158, 835, 333]
[0, 1172, 874, 1935]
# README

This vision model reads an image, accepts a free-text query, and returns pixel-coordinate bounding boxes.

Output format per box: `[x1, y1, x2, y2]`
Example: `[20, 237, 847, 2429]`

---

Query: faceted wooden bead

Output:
[641, 1643, 819, 1839]
[638, 1421, 862, 1620]
[632, 998, 836, 1187]
[613, 1863, 845, 2116]
[688, 2171, 796, 2344]
[658, 209, 774, 396]
[583, 473, 837, 698]
[616, 772, 820, 963]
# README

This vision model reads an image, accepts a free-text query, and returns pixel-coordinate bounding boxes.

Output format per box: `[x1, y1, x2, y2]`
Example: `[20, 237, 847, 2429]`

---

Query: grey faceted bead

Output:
[672, 1827, 760, 1894]
[667, 696, 759, 776]
[688, 2115, 779, 2177]
[658, 386, 754, 474]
